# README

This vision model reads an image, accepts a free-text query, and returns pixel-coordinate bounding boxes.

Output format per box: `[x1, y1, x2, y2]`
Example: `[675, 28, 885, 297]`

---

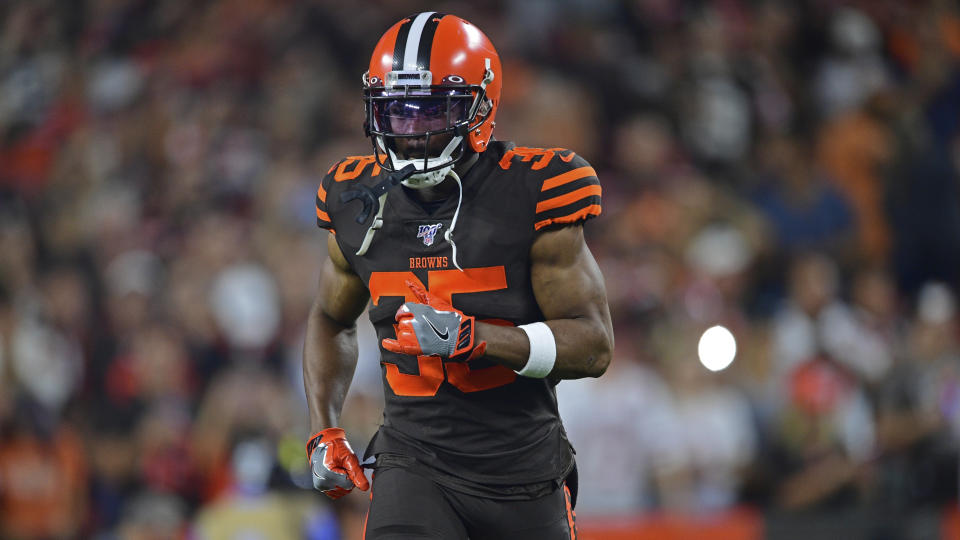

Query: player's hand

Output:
[381, 280, 486, 361]
[306, 427, 369, 499]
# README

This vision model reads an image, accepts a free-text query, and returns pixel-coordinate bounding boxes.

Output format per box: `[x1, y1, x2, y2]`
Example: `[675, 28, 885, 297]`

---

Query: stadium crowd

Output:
[0, 0, 959, 538]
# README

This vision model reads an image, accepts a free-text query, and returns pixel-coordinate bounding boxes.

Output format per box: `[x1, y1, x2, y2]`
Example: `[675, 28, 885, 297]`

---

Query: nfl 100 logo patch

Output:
[417, 223, 443, 246]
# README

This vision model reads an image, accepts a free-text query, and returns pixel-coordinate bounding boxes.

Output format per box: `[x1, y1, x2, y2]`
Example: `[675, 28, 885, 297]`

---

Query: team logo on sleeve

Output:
[417, 223, 443, 246]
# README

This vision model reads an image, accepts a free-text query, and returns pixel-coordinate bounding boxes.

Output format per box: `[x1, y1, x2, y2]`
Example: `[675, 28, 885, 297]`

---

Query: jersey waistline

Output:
[363, 424, 575, 499]
[370, 452, 574, 501]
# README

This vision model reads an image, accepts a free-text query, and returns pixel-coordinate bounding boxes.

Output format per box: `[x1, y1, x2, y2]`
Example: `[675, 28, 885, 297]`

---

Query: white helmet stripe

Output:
[403, 12, 436, 71]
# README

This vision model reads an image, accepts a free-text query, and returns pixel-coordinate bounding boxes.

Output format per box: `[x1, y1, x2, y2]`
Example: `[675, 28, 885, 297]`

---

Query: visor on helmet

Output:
[369, 92, 473, 137]
[363, 82, 490, 178]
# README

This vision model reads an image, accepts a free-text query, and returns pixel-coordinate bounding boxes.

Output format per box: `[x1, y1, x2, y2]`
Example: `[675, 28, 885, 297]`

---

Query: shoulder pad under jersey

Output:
[315, 155, 385, 233]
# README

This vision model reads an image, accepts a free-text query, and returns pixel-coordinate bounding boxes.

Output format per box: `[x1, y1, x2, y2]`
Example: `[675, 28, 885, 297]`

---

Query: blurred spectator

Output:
[112, 491, 187, 540]
[86, 403, 140, 534]
[678, 7, 753, 173]
[817, 92, 894, 263]
[874, 282, 960, 507]
[0, 398, 87, 539]
[770, 253, 892, 386]
[769, 354, 877, 510]
[847, 267, 902, 377]
[814, 7, 890, 119]
[655, 329, 758, 513]
[751, 135, 855, 263]
[558, 350, 683, 515]
[10, 316, 83, 413]
[209, 262, 281, 355]
[193, 434, 338, 540]
[683, 222, 755, 326]
[887, 125, 960, 294]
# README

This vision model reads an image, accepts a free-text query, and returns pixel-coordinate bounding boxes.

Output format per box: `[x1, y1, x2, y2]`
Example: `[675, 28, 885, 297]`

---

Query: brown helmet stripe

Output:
[392, 17, 412, 71]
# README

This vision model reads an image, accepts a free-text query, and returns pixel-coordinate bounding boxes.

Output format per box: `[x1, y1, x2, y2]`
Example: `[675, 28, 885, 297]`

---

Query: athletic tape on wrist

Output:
[516, 322, 556, 378]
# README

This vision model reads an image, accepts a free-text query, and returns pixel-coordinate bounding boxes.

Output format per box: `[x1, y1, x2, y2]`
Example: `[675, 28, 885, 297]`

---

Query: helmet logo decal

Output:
[417, 223, 443, 246]
[386, 70, 431, 88]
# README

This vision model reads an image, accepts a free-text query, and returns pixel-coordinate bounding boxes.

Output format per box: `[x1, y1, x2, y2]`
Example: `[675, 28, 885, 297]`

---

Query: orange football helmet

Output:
[363, 12, 503, 188]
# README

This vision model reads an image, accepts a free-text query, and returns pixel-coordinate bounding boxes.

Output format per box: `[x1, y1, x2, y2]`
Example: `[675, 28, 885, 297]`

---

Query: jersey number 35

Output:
[369, 267, 517, 397]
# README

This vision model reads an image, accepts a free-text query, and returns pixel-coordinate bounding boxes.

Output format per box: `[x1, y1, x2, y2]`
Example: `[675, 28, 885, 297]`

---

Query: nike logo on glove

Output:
[423, 315, 449, 339]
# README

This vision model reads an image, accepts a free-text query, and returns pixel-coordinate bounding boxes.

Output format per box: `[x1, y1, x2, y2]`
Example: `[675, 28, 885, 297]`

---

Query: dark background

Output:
[0, 0, 959, 538]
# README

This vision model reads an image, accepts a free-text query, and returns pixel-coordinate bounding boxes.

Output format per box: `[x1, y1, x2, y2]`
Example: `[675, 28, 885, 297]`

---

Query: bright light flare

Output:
[698, 325, 737, 372]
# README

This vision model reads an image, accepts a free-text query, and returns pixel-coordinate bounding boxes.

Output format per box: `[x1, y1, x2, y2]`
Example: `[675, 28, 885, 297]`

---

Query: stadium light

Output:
[698, 325, 737, 372]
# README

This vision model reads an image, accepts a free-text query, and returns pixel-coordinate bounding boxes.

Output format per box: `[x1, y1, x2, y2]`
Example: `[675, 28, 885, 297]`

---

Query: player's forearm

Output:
[303, 301, 359, 433]
[476, 318, 612, 379]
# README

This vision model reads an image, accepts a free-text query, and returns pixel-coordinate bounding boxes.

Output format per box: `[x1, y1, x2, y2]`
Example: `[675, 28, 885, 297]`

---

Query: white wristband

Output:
[516, 322, 556, 378]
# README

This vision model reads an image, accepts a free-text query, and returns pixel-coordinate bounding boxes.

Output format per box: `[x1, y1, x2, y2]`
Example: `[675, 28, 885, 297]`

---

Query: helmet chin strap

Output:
[387, 135, 462, 189]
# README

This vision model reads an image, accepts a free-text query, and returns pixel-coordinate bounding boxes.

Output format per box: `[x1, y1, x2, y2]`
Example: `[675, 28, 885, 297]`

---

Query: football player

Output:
[304, 12, 613, 539]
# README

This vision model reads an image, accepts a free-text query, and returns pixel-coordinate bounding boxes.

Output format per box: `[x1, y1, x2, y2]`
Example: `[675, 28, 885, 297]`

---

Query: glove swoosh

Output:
[423, 315, 449, 340]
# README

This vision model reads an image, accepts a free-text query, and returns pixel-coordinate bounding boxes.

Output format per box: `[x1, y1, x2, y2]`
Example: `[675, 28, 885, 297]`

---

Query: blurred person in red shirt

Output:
[0, 398, 87, 539]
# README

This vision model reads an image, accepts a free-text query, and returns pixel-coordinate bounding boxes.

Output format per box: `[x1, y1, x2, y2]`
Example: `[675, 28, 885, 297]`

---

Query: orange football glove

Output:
[306, 427, 369, 499]
[381, 280, 486, 361]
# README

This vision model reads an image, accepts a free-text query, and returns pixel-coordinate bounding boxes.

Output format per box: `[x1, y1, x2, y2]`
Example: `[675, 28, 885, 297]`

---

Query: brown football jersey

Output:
[315, 141, 601, 495]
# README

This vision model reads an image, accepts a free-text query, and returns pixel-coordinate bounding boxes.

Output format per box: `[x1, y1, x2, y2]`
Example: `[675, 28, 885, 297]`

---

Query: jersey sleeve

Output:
[315, 167, 336, 232]
[533, 154, 602, 231]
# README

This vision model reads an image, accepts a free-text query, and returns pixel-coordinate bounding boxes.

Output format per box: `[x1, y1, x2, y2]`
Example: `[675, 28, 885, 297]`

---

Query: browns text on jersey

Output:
[409, 256, 449, 269]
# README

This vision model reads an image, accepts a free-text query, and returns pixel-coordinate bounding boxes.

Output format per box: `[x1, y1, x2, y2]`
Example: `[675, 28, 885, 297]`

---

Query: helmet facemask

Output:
[364, 68, 494, 189]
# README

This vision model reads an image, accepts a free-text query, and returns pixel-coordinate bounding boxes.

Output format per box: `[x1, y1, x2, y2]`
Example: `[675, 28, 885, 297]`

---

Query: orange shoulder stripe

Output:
[536, 185, 602, 213]
[316, 207, 330, 222]
[317, 183, 327, 204]
[335, 155, 381, 181]
[541, 166, 596, 192]
[534, 204, 602, 231]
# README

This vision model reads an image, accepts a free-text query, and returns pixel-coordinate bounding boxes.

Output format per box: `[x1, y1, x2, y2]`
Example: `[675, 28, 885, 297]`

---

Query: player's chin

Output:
[395, 136, 453, 159]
